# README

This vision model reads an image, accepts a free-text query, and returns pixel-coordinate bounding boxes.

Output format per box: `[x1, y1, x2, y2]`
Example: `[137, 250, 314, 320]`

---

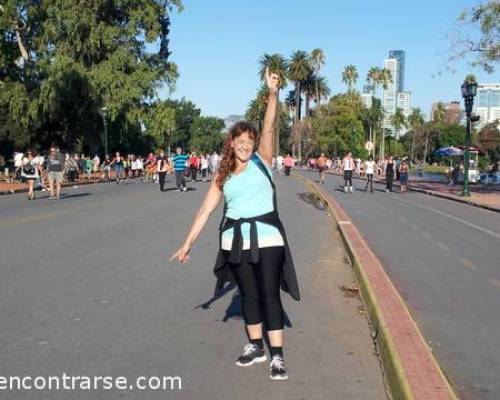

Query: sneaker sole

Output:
[270, 374, 289, 381]
[235, 355, 267, 367]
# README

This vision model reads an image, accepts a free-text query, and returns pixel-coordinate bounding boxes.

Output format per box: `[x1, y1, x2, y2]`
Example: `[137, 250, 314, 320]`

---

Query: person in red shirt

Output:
[283, 154, 294, 176]
[189, 152, 200, 181]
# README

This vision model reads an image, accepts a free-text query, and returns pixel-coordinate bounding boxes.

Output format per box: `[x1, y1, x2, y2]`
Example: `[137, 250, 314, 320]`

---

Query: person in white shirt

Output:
[364, 156, 375, 193]
[342, 151, 354, 193]
[200, 155, 209, 181]
[210, 152, 220, 173]
[276, 154, 284, 174]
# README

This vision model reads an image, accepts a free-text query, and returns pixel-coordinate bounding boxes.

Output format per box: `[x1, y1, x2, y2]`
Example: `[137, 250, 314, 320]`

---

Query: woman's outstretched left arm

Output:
[258, 68, 279, 166]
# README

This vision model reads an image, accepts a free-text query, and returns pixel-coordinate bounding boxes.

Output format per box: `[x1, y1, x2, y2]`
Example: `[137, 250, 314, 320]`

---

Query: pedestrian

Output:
[101, 155, 111, 181]
[364, 156, 375, 193]
[46, 144, 65, 199]
[276, 154, 284, 175]
[66, 154, 79, 183]
[283, 153, 294, 176]
[157, 149, 168, 191]
[111, 152, 124, 184]
[200, 154, 209, 182]
[399, 159, 409, 193]
[385, 156, 395, 193]
[135, 156, 144, 179]
[172, 147, 188, 191]
[84, 156, 93, 180]
[316, 153, 328, 184]
[342, 151, 354, 193]
[92, 154, 100, 174]
[211, 151, 220, 173]
[20, 149, 41, 200]
[170, 69, 300, 381]
[189, 152, 199, 182]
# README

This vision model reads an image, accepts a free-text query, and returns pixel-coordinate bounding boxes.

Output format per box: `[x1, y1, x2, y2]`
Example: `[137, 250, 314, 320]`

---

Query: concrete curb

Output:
[324, 170, 500, 214]
[294, 172, 458, 400]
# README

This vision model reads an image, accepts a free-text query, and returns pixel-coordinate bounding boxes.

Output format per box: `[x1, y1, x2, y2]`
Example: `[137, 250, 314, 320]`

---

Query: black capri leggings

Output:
[226, 246, 284, 331]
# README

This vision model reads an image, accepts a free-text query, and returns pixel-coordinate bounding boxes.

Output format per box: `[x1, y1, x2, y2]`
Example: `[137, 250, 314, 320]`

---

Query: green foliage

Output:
[455, 1, 500, 73]
[0, 0, 181, 156]
[164, 98, 201, 149]
[311, 93, 366, 157]
[189, 116, 225, 154]
[146, 101, 176, 149]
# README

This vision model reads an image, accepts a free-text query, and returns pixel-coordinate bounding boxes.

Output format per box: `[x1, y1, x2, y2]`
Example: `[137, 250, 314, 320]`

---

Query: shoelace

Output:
[270, 356, 285, 371]
[243, 343, 258, 356]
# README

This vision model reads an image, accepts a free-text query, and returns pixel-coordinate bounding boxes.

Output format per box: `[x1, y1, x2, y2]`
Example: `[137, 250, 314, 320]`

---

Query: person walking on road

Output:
[316, 153, 328, 184]
[342, 151, 354, 193]
[21, 149, 41, 200]
[171, 69, 300, 381]
[399, 159, 409, 193]
[364, 156, 375, 193]
[189, 152, 199, 182]
[283, 154, 293, 176]
[172, 147, 188, 192]
[385, 156, 395, 193]
[111, 152, 124, 184]
[157, 150, 168, 192]
[46, 145, 65, 199]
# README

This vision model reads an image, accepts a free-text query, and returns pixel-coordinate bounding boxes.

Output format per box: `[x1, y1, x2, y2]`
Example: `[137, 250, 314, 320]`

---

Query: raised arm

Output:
[258, 68, 279, 166]
[170, 176, 223, 263]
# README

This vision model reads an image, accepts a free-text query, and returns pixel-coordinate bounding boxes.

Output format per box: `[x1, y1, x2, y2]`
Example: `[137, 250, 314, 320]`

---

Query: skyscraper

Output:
[389, 50, 405, 92]
[473, 83, 500, 129]
[382, 50, 411, 139]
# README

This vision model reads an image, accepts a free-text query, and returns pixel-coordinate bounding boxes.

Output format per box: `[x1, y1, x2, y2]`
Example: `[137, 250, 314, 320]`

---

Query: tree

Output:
[408, 107, 425, 162]
[166, 98, 201, 149]
[342, 65, 358, 92]
[146, 102, 176, 150]
[0, 0, 182, 156]
[189, 116, 225, 155]
[389, 108, 407, 151]
[362, 97, 384, 158]
[433, 102, 447, 123]
[258, 53, 288, 157]
[450, 1, 500, 73]
[476, 122, 500, 157]
[288, 50, 312, 160]
[310, 48, 327, 110]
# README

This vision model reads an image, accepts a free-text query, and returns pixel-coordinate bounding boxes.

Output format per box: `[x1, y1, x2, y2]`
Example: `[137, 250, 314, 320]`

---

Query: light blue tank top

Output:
[221, 153, 282, 246]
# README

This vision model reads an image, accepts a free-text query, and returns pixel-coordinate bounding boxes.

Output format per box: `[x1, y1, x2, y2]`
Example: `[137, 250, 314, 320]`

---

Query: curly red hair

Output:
[216, 121, 259, 190]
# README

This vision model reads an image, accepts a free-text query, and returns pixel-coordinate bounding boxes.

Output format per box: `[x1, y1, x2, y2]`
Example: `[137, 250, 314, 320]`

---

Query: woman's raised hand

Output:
[265, 67, 279, 95]
[169, 242, 191, 263]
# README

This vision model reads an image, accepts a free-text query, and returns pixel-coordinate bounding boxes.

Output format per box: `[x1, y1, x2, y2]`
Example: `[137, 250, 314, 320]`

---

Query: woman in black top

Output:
[385, 156, 395, 192]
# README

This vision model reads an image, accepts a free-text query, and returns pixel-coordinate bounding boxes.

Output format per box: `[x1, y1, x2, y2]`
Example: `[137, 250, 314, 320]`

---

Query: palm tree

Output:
[433, 101, 446, 124]
[310, 48, 326, 108]
[378, 68, 393, 160]
[391, 107, 407, 140]
[311, 76, 330, 111]
[366, 98, 384, 158]
[245, 85, 270, 132]
[258, 53, 289, 157]
[408, 107, 425, 162]
[288, 50, 312, 160]
[342, 65, 358, 92]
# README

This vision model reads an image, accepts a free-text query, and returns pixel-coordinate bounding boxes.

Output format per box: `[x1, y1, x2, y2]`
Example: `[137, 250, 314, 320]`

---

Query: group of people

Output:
[304, 152, 411, 194]
[12, 146, 223, 199]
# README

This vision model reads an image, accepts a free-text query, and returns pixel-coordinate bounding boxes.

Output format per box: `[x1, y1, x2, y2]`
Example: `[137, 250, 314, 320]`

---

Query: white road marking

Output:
[393, 197, 500, 240]
[460, 259, 476, 270]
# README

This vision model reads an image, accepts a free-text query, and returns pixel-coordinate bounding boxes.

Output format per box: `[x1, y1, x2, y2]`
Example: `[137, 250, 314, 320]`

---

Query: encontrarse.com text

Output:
[0, 375, 182, 391]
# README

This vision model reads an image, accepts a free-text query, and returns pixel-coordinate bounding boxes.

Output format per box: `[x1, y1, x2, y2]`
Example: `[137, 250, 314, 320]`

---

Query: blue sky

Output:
[163, 0, 496, 120]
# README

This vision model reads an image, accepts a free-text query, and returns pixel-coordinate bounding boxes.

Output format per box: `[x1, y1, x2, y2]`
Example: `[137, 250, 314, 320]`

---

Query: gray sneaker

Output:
[235, 343, 267, 367]
[270, 355, 288, 380]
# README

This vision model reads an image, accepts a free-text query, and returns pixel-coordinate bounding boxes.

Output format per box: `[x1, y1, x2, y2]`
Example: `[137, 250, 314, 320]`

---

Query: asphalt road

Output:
[300, 170, 500, 400]
[0, 176, 386, 400]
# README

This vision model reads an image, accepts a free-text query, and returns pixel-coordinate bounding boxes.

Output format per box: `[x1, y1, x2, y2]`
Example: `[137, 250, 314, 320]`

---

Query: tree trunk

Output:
[424, 131, 429, 165]
[15, 28, 29, 61]
[305, 92, 310, 118]
[410, 131, 415, 162]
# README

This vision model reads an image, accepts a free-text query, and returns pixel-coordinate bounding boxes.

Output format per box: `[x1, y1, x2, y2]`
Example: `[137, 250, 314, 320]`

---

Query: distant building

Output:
[362, 84, 374, 108]
[223, 115, 245, 132]
[382, 50, 411, 138]
[431, 101, 463, 124]
[473, 83, 500, 129]
[396, 92, 411, 137]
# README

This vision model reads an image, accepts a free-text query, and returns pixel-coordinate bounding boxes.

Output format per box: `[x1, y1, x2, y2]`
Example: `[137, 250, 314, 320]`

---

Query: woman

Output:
[399, 160, 409, 193]
[200, 154, 209, 182]
[342, 151, 354, 193]
[283, 154, 294, 176]
[21, 150, 41, 200]
[157, 150, 168, 191]
[364, 156, 375, 193]
[171, 69, 300, 381]
[111, 152, 124, 184]
[189, 152, 199, 182]
[385, 156, 395, 193]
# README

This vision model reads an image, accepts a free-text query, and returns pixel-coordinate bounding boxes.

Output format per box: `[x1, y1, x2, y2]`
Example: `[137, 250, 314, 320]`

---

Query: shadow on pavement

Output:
[195, 282, 292, 328]
[297, 192, 327, 211]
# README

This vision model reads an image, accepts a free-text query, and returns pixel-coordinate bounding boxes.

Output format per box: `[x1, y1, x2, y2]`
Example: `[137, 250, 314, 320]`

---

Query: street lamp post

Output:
[351, 128, 356, 153]
[461, 80, 478, 197]
[100, 107, 109, 157]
